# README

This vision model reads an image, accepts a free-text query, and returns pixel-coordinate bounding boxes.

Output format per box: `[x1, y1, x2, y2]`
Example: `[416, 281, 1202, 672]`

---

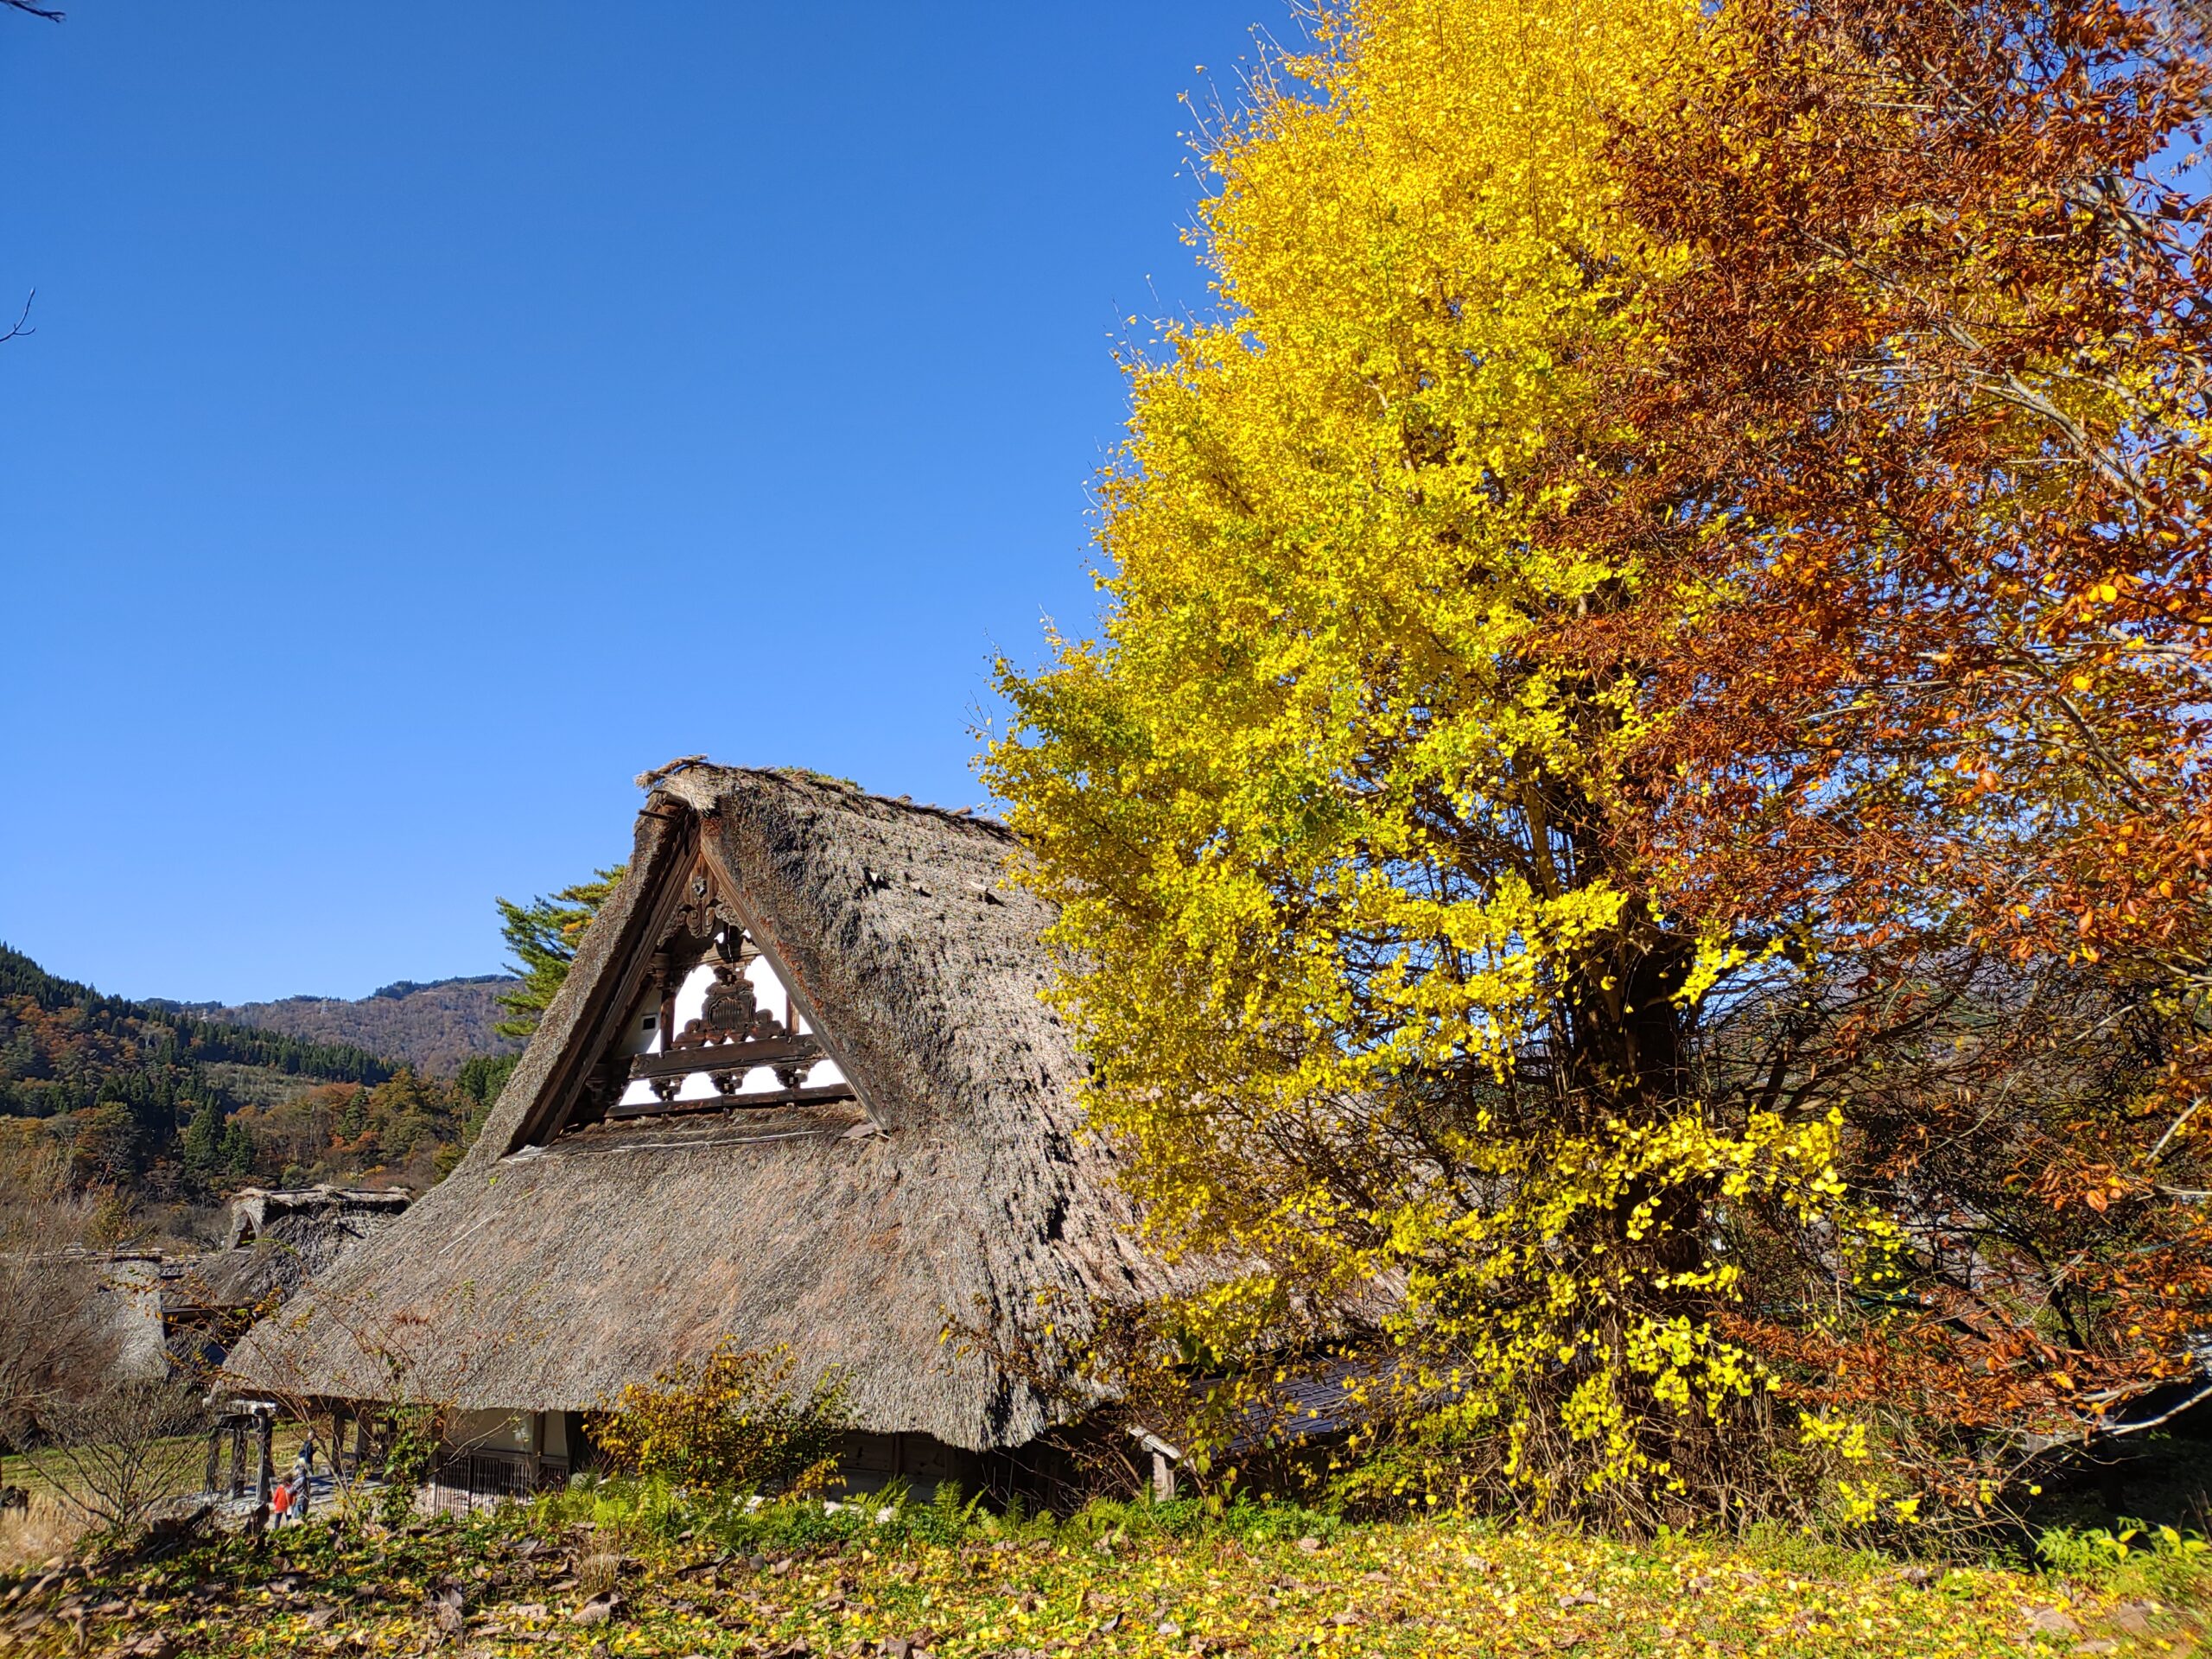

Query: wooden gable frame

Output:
[500, 803, 886, 1154]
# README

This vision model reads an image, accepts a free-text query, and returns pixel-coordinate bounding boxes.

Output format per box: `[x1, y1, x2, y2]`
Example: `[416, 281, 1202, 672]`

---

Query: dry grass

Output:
[575, 1523, 621, 1598]
[0, 1489, 86, 1573]
[0, 1423, 309, 1503]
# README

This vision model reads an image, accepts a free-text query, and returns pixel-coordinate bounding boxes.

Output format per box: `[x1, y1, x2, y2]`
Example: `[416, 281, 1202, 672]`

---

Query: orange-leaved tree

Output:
[1557, 0, 2212, 1500]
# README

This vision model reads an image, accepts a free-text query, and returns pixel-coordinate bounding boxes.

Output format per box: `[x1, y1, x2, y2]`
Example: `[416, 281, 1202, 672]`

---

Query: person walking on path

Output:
[287, 1433, 318, 1523]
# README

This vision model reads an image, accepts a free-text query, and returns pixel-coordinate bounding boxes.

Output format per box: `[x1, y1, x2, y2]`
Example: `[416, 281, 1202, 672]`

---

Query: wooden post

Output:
[1125, 1426, 1180, 1505]
[652, 953, 677, 1055]
[204, 1427, 221, 1495]
[254, 1410, 274, 1510]
[228, 1421, 247, 1497]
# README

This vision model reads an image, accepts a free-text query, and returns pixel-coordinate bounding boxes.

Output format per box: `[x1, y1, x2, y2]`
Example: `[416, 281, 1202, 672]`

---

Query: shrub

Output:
[586, 1341, 848, 1496]
[9, 1381, 208, 1538]
[520, 1467, 1346, 1560]
[378, 1408, 436, 1526]
[2038, 1520, 2212, 1604]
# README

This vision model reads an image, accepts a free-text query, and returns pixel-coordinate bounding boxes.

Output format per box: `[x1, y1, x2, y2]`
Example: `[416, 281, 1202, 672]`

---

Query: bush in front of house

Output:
[585, 1340, 848, 1497]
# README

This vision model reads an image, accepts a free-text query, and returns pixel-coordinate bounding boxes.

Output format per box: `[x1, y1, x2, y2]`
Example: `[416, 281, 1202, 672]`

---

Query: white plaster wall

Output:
[614, 936, 845, 1109]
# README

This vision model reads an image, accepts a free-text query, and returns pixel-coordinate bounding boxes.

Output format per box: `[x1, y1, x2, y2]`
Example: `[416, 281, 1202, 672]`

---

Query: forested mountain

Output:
[0, 945, 391, 1117]
[166, 975, 520, 1077]
[0, 945, 512, 1220]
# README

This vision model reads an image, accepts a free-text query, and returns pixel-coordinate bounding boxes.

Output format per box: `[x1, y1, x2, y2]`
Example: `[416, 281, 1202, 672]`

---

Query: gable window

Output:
[604, 923, 852, 1122]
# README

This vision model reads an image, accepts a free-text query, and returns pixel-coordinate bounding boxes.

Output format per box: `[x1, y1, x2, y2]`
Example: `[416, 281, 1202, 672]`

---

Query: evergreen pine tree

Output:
[181, 1096, 222, 1176]
[219, 1120, 257, 1179]
[493, 867, 625, 1038]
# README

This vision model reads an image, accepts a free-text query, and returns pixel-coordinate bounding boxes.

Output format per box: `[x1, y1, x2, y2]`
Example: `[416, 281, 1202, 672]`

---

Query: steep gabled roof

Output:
[168, 1188, 412, 1315]
[228, 765, 1179, 1451]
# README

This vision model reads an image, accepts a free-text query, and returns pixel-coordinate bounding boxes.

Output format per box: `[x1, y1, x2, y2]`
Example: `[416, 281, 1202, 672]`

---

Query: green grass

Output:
[3, 1479, 2202, 1659]
[0, 1422, 311, 1502]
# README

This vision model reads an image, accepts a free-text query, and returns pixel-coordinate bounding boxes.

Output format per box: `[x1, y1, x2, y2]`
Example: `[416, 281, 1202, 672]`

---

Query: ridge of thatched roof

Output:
[228, 763, 1180, 1451]
[171, 1192, 410, 1314]
[226, 1186, 411, 1250]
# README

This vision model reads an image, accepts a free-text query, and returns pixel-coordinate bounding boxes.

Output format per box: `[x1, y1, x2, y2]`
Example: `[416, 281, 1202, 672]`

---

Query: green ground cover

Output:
[2, 1486, 2203, 1659]
[0, 1427, 309, 1503]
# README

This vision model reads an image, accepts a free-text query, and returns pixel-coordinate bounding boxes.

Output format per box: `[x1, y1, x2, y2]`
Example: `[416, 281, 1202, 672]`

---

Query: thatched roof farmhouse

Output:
[229, 763, 1179, 1506]
[164, 1185, 412, 1351]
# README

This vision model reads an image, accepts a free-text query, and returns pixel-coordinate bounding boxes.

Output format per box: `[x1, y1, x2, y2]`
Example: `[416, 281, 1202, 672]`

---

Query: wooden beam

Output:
[504, 810, 699, 1153]
[604, 1083, 858, 1122]
[694, 823, 890, 1133]
[627, 1032, 824, 1084]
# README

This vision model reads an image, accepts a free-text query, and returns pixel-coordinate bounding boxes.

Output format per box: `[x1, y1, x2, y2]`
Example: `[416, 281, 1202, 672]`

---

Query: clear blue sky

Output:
[0, 2, 1275, 1003]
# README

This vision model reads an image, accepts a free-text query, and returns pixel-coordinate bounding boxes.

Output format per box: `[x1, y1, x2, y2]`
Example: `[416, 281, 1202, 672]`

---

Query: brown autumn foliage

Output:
[1554, 0, 2212, 1496]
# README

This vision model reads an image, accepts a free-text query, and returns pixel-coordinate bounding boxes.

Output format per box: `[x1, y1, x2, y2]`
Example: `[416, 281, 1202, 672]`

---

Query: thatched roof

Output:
[225, 1186, 412, 1252]
[14, 1252, 175, 1383]
[229, 764, 1179, 1452]
[165, 1187, 413, 1315]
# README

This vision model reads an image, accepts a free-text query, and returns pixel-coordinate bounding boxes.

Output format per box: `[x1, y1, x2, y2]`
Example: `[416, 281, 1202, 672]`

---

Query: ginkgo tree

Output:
[988, 0, 1883, 1522]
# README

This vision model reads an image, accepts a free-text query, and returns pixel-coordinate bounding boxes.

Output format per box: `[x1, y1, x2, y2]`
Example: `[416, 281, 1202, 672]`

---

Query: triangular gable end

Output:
[506, 842, 878, 1151]
[608, 923, 853, 1120]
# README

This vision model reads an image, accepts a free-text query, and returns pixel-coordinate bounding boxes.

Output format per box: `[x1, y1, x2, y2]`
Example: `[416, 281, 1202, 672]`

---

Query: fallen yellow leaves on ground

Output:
[8, 1508, 2198, 1659]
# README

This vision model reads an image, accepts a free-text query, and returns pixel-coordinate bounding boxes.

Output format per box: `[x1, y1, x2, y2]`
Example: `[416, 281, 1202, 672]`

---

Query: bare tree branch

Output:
[2148, 1096, 2206, 1165]
[2094, 1381, 2212, 1440]
[1, 1, 64, 20]
[0, 290, 34, 346]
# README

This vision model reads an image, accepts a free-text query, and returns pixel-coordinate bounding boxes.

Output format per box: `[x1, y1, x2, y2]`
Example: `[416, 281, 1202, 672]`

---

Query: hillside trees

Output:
[987, 0, 2211, 1523]
[0, 944, 401, 1208]
[439, 1051, 519, 1176]
[220, 1066, 499, 1190]
[180, 1096, 257, 1185]
[0, 946, 499, 1209]
[0, 945, 393, 1116]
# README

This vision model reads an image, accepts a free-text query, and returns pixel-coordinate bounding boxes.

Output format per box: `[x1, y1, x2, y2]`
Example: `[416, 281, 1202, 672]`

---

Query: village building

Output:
[4, 1186, 413, 1396]
[227, 764, 1182, 1510]
[161, 1185, 413, 1369]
